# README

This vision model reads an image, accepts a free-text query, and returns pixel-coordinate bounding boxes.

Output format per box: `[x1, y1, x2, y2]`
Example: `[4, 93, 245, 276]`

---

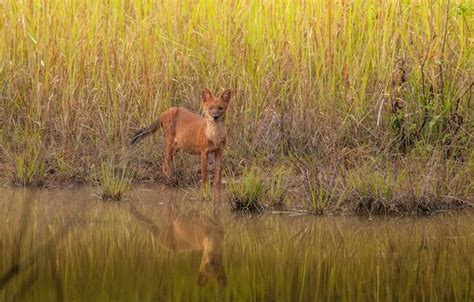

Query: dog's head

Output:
[201, 88, 231, 122]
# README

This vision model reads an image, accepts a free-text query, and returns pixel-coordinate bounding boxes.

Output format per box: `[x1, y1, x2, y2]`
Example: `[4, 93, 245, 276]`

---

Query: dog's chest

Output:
[205, 121, 226, 147]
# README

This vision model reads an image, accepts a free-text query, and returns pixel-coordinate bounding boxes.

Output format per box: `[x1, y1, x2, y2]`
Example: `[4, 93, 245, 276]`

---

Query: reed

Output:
[226, 167, 265, 213]
[0, 0, 472, 212]
[97, 161, 132, 201]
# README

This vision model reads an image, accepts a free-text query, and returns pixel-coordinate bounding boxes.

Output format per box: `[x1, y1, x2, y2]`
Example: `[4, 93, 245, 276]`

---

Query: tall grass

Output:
[96, 160, 132, 201]
[0, 1, 472, 211]
[226, 167, 265, 212]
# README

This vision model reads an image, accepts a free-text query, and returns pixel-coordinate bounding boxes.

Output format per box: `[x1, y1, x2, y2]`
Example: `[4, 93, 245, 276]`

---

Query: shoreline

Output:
[1, 179, 471, 217]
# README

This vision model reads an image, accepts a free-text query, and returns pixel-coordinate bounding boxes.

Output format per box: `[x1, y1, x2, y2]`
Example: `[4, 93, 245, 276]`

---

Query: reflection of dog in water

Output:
[128, 201, 226, 287]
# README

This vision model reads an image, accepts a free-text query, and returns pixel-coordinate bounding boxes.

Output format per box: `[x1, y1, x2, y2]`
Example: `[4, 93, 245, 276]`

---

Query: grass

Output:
[289, 152, 472, 215]
[264, 166, 287, 208]
[0, 0, 472, 213]
[200, 181, 214, 202]
[2, 129, 46, 186]
[226, 165, 289, 212]
[226, 167, 265, 213]
[96, 161, 132, 201]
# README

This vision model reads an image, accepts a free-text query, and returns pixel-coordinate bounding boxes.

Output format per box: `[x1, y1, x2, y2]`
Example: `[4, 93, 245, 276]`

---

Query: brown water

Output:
[0, 185, 473, 301]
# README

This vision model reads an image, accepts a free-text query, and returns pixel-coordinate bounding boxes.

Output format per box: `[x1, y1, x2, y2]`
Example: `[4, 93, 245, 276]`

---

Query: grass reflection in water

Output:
[0, 186, 472, 301]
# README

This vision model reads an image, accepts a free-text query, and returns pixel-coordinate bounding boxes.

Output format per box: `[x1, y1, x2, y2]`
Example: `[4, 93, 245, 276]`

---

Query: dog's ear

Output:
[221, 89, 231, 103]
[201, 88, 213, 103]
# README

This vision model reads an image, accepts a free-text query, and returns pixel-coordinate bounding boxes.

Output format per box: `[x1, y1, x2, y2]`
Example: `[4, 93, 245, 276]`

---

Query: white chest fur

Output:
[206, 120, 227, 146]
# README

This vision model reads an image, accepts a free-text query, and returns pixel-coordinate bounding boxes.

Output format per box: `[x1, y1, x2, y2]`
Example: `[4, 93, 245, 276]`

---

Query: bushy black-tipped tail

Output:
[130, 120, 160, 145]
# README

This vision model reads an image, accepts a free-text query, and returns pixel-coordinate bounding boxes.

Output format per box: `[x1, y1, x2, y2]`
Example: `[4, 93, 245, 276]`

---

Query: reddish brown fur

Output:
[131, 88, 231, 197]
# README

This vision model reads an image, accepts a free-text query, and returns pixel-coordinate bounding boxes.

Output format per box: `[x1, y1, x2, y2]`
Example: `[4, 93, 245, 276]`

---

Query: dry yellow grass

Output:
[0, 0, 472, 210]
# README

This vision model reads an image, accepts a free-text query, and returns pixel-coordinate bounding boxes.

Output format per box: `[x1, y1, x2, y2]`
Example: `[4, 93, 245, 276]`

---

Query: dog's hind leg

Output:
[162, 135, 176, 179]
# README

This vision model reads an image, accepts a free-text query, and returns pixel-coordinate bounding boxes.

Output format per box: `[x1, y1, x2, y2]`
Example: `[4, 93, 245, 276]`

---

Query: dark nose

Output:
[213, 115, 219, 120]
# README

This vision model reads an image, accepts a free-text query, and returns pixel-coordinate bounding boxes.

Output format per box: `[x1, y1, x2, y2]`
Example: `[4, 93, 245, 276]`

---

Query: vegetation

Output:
[227, 167, 265, 213]
[96, 161, 132, 201]
[0, 1, 472, 211]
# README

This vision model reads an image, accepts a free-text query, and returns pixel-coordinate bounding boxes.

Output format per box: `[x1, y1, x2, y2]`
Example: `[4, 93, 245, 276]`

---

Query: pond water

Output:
[0, 186, 473, 301]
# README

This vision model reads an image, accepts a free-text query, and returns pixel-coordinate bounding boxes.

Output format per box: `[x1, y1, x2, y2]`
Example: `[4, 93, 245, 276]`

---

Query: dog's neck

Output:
[205, 119, 226, 145]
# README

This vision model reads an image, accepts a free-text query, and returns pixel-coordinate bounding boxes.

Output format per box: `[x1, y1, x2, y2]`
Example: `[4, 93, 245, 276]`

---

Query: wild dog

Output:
[130, 88, 231, 196]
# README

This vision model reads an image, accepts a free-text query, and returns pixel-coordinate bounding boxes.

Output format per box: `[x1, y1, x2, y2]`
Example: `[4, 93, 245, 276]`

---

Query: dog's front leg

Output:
[214, 147, 223, 199]
[200, 152, 208, 186]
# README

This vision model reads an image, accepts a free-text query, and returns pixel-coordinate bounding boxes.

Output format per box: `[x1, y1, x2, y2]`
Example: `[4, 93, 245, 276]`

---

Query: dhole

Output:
[130, 88, 231, 196]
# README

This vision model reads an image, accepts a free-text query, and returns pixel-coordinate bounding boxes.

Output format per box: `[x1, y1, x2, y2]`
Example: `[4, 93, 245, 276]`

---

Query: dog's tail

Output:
[130, 120, 160, 145]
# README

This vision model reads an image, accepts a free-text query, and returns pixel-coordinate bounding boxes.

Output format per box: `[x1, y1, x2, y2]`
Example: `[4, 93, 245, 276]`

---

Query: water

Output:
[0, 186, 473, 301]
